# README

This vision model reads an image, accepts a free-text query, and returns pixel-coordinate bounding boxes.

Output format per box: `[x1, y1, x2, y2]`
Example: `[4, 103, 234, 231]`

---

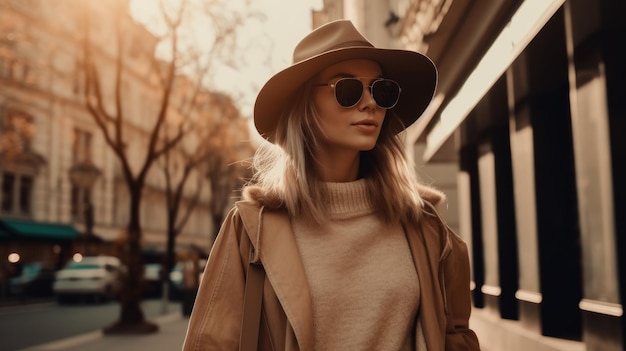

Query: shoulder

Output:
[421, 198, 470, 263]
[416, 183, 447, 207]
[410, 182, 448, 234]
[217, 201, 264, 245]
[241, 185, 285, 210]
[409, 184, 460, 260]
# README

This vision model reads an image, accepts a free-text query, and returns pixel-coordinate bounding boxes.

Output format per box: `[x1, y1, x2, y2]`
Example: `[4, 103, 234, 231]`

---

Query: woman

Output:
[182, 19, 480, 351]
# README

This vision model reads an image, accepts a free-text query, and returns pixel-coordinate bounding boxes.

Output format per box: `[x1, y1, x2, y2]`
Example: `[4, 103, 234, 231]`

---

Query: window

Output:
[19, 175, 32, 214]
[70, 184, 91, 221]
[70, 128, 95, 221]
[0, 171, 33, 216]
[1, 173, 15, 212]
[72, 128, 93, 164]
[0, 108, 39, 216]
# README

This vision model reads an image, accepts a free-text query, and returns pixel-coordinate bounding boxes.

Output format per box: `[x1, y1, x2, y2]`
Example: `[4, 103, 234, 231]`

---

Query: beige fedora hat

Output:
[254, 19, 437, 142]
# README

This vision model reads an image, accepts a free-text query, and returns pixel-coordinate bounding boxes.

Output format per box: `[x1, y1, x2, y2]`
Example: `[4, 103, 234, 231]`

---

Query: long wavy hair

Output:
[245, 78, 425, 223]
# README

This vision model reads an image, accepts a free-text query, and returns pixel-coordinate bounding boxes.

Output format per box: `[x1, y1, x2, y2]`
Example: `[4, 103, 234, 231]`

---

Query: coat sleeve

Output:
[442, 228, 481, 351]
[181, 207, 248, 351]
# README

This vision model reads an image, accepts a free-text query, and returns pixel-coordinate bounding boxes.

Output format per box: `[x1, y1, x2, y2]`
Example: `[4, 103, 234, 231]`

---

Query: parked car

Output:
[8, 262, 56, 298]
[142, 262, 191, 299]
[53, 255, 124, 303]
[143, 263, 164, 298]
[169, 259, 207, 300]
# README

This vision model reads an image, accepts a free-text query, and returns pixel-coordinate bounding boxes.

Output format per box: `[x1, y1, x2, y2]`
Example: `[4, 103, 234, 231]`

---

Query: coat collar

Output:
[236, 201, 315, 350]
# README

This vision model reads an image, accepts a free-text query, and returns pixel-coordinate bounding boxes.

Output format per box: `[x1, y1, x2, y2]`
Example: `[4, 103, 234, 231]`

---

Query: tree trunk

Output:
[165, 214, 176, 277]
[161, 216, 177, 313]
[104, 184, 158, 334]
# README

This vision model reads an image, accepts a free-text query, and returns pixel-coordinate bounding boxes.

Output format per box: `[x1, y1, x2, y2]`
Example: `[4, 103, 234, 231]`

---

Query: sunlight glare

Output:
[129, 0, 322, 118]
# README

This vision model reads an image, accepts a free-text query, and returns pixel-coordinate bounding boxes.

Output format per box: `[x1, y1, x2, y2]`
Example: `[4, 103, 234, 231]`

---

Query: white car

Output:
[53, 255, 124, 303]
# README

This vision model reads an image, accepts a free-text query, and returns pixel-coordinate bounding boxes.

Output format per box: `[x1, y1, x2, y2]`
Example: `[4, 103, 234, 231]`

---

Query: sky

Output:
[129, 0, 323, 119]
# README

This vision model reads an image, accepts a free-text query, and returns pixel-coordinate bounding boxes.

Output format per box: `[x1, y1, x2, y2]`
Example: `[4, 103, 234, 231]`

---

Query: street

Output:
[0, 298, 182, 351]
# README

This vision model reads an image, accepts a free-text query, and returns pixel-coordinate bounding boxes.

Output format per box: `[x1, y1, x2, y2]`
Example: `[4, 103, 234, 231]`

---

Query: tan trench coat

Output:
[182, 196, 480, 351]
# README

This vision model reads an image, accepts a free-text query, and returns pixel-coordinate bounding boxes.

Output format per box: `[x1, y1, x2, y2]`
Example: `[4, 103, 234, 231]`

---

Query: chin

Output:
[358, 142, 377, 151]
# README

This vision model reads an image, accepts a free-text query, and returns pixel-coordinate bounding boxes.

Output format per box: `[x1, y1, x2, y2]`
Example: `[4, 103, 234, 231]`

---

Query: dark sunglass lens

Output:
[373, 80, 400, 108]
[335, 78, 363, 107]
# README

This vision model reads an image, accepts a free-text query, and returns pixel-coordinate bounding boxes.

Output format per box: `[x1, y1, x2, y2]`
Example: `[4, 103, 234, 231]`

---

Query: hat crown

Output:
[255, 19, 437, 143]
[292, 20, 374, 64]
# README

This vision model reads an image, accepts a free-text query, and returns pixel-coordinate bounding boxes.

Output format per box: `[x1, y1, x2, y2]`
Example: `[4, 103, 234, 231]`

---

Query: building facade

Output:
[313, 0, 625, 350]
[0, 0, 249, 299]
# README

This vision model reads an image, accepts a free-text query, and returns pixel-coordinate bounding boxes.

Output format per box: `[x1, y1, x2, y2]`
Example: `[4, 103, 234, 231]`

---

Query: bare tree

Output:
[78, 0, 249, 333]
[159, 120, 206, 308]
[158, 91, 253, 311]
[203, 95, 254, 242]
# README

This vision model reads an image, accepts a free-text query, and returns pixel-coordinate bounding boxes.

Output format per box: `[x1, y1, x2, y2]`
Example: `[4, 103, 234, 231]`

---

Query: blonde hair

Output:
[246, 81, 424, 223]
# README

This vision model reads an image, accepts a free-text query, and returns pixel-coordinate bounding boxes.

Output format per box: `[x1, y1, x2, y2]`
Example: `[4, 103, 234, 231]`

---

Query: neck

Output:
[315, 149, 360, 182]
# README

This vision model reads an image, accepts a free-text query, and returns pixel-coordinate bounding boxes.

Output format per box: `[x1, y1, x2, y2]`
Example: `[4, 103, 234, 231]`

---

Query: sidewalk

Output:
[20, 312, 189, 351]
[15, 308, 490, 351]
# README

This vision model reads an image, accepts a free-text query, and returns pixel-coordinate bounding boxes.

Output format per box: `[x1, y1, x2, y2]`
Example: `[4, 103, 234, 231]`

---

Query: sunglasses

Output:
[315, 77, 401, 109]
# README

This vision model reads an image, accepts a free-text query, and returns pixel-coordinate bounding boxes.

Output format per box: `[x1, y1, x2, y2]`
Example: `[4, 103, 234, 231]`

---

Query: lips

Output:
[352, 120, 378, 128]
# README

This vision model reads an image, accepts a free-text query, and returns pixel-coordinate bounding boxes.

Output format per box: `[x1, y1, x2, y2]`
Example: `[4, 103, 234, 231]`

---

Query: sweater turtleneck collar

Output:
[323, 179, 375, 218]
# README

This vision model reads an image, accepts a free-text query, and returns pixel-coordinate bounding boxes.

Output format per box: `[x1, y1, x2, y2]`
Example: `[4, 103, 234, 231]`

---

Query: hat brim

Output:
[254, 46, 437, 142]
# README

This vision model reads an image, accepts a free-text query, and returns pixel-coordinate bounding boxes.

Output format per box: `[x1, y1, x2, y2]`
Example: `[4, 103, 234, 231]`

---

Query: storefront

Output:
[0, 218, 78, 300]
[407, 1, 625, 350]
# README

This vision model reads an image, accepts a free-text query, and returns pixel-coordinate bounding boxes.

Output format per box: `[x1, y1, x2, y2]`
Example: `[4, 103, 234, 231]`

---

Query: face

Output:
[312, 59, 387, 155]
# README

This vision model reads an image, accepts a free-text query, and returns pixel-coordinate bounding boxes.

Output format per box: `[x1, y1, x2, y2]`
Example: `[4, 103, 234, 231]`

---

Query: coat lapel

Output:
[236, 202, 315, 351]
[405, 216, 447, 351]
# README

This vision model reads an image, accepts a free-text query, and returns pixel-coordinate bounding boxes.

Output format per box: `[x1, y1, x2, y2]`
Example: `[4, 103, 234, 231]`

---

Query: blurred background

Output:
[0, 0, 625, 351]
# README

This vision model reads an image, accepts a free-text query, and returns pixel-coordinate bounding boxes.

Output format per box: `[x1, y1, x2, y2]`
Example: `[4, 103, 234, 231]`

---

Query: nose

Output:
[359, 84, 377, 110]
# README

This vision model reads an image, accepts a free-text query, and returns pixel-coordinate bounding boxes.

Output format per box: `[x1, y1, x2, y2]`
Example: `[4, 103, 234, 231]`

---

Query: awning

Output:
[423, 0, 566, 161]
[0, 219, 79, 240]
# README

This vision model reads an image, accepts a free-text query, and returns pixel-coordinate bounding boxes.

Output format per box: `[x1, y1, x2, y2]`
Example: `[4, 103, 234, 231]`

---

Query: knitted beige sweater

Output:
[291, 180, 423, 350]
